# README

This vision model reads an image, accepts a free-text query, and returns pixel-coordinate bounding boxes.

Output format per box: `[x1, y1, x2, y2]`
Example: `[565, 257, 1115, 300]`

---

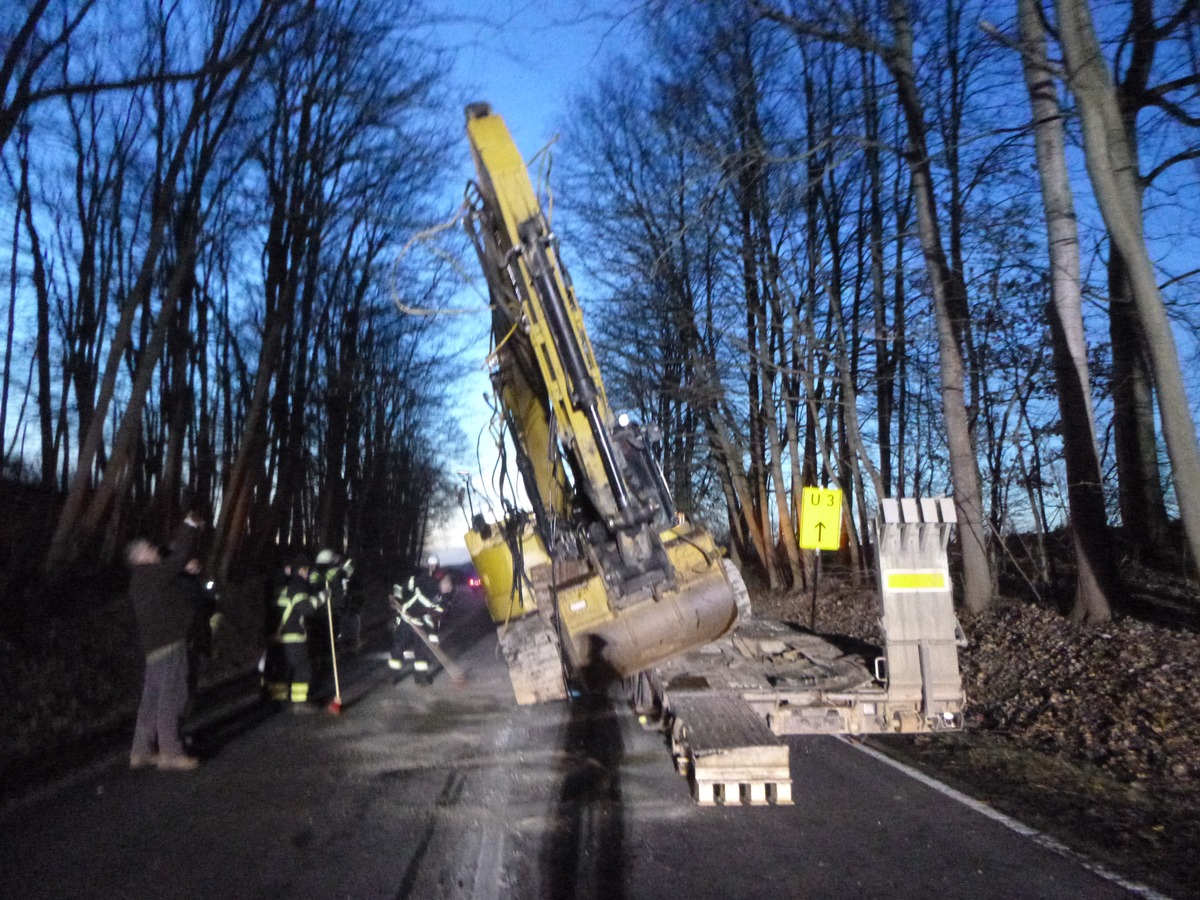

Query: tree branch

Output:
[752, 2, 891, 60]
[1142, 146, 1200, 185]
[1142, 93, 1200, 129]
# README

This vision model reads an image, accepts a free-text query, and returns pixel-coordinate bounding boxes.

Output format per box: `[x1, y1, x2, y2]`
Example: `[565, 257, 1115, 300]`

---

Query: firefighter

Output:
[311, 549, 346, 607]
[264, 554, 324, 710]
[310, 548, 358, 647]
[388, 554, 453, 685]
[308, 548, 345, 689]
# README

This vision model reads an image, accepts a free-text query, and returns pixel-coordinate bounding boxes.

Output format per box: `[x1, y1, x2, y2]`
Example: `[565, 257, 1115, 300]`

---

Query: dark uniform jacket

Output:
[179, 570, 215, 661]
[129, 523, 200, 655]
[270, 573, 321, 644]
[311, 564, 347, 609]
[398, 568, 450, 630]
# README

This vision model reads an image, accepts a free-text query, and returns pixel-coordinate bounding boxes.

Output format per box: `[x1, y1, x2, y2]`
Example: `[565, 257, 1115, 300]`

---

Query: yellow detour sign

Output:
[799, 487, 843, 550]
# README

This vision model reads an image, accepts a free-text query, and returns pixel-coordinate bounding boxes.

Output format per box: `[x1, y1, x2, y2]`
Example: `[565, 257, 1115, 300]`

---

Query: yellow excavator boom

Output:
[462, 103, 738, 701]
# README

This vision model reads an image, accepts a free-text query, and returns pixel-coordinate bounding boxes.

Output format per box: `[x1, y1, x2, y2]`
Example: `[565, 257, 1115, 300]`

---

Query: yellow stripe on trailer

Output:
[883, 571, 947, 592]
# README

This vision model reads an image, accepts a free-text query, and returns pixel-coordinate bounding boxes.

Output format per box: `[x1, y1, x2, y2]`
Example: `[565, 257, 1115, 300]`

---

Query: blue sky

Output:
[431, 1, 630, 153]
[422, 2, 636, 557]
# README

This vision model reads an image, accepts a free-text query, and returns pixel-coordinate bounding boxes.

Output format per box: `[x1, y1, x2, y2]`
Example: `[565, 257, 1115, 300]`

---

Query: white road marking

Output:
[840, 736, 1174, 900]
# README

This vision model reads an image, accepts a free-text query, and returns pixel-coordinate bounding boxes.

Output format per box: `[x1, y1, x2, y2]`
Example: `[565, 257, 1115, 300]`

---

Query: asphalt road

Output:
[0, 597, 1159, 900]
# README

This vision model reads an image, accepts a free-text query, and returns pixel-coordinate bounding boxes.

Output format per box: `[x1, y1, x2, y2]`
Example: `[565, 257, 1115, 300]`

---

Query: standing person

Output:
[335, 557, 364, 652]
[259, 557, 291, 696]
[310, 548, 353, 689]
[312, 549, 347, 608]
[307, 550, 336, 695]
[128, 512, 204, 771]
[388, 554, 453, 686]
[310, 549, 343, 651]
[178, 557, 216, 708]
[263, 554, 323, 710]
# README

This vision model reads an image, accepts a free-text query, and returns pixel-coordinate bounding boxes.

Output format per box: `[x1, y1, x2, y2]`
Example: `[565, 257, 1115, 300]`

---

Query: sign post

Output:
[798, 487, 843, 629]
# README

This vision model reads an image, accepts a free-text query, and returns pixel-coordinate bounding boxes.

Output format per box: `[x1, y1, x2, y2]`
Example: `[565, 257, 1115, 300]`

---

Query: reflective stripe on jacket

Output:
[397, 577, 444, 629]
[273, 581, 319, 643]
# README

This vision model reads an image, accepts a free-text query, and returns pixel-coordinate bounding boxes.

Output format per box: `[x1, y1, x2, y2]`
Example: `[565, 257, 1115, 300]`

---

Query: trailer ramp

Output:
[664, 685, 792, 806]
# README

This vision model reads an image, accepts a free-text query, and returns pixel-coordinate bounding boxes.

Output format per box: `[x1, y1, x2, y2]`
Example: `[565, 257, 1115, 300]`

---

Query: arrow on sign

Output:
[798, 486, 843, 550]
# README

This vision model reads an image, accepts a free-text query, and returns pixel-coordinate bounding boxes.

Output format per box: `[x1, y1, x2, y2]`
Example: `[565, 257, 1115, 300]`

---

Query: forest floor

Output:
[1, 558, 1198, 898]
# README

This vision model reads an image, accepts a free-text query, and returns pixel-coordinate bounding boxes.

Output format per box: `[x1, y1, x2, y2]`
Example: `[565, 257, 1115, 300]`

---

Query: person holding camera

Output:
[127, 512, 205, 771]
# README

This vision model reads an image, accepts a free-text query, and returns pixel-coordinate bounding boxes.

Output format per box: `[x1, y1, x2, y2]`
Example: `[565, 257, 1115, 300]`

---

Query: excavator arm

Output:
[461, 103, 739, 701]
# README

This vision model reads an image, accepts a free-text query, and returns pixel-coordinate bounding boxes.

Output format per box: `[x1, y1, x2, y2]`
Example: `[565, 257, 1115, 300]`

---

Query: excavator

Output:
[460, 104, 965, 803]
[461, 102, 741, 703]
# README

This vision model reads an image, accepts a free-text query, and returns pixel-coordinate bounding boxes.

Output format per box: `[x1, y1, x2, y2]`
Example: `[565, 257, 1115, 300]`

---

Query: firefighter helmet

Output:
[316, 548, 337, 566]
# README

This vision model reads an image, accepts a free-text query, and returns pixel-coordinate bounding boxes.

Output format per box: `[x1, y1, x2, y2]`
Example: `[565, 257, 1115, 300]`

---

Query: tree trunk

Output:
[1018, 0, 1118, 622]
[79, 228, 197, 539]
[1, 192, 16, 464]
[17, 144, 56, 489]
[731, 46, 783, 589]
[861, 48, 895, 498]
[212, 291, 289, 578]
[1105, 0, 1171, 560]
[1056, 0, 1200, 579]
[1108, 250, 1169, 553]
[889, 0, 993, 613]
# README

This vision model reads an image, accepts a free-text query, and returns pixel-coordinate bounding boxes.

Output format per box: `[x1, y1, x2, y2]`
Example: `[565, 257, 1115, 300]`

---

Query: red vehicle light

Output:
[468, 575, 482, 589]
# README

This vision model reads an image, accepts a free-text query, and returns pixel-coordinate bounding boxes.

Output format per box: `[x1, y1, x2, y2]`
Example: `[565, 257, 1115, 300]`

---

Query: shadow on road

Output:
[185, 671, 281, 758]
[0, 667, 280, 806]
[540, 643, 627, 900]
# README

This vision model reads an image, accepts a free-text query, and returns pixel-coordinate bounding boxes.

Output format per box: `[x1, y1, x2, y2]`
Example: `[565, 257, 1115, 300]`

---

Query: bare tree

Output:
[760, 0, 994, 612]
[0, 0, 287, 156]
[10, 129, 55, 487]
[211, 0, 454, 574]
[1016, 0, 1118, 622]
[1055, 0, 1200, 579]
[563, 38, 789, 583]
[46, 0, 287, 567]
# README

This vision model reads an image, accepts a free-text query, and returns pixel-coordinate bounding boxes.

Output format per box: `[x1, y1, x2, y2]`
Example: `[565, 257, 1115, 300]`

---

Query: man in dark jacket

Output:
[179, 557, 216, 701]
[128, 512, 204, 771]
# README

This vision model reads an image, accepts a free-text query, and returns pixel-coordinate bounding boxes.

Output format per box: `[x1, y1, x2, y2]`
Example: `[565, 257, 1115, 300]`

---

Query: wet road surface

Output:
[0, 599, 1156, 899]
